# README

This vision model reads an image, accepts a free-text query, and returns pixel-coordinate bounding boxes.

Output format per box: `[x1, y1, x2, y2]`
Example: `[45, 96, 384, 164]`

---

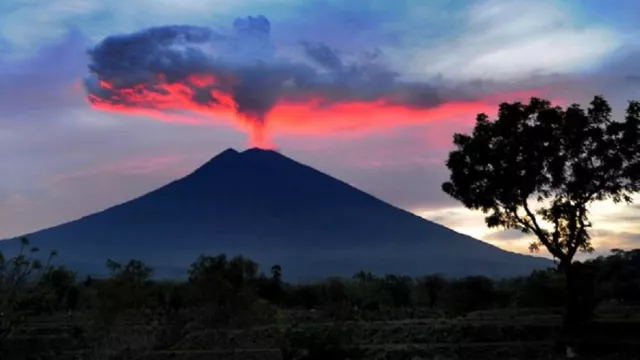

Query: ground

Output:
[7, 304, 640, 359]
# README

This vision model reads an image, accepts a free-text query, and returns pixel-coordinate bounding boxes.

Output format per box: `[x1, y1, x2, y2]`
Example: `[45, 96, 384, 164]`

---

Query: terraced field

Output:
[7, 306, 640, 359]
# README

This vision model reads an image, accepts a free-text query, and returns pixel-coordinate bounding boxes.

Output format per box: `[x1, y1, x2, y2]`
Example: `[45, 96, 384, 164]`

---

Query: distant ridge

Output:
[1, 148, 551, 279]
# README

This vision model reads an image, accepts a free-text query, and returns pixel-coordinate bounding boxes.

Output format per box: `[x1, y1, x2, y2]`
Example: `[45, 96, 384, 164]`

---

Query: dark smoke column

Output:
[81, 15, 288, 149]
[81, 14, 472, 149]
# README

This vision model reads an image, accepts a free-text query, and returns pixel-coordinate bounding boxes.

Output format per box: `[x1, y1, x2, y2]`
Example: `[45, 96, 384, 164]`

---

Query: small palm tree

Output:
[271, 264, 282, 283]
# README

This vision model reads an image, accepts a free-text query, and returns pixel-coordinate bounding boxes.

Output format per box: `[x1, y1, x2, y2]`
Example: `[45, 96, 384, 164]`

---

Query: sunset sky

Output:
[1, 0, 639, 260]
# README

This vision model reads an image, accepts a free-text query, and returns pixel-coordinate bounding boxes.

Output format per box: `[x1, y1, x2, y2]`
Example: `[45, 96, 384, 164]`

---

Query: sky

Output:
[1, 0, 639, 260]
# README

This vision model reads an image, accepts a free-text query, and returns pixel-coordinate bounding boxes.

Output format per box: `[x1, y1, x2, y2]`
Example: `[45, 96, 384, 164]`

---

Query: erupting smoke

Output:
[84, 15, 540, 148]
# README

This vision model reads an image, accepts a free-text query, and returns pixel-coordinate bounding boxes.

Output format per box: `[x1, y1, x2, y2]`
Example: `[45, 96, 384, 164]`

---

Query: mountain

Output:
[0, 148, 551, 279]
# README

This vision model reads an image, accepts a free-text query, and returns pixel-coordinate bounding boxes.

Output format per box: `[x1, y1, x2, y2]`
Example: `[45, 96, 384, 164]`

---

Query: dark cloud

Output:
[302, 42, 344, 71]
[82, 15, 473, 128]
[273, 0, 410, 50]
[549, 48, 640, 113]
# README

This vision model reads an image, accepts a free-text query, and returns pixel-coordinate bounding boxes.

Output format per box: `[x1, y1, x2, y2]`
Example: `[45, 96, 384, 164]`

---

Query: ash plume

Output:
[83, 15, 472, 145]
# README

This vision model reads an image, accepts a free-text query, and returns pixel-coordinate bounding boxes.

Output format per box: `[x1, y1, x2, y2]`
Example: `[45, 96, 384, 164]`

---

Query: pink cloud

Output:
[47, 154, 188, 186]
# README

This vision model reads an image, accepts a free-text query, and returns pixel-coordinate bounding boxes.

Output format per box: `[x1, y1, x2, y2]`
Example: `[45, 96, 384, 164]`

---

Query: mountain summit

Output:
[2, 148, 550, 279]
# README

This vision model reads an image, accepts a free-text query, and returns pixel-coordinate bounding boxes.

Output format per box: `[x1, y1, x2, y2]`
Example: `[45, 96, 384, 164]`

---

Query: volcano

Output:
[1, 148, 550, 279]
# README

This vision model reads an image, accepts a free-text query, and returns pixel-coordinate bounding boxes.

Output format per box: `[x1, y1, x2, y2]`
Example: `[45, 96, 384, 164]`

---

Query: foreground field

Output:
[8, 305, 640, 359]
[3, 248, 640, 359]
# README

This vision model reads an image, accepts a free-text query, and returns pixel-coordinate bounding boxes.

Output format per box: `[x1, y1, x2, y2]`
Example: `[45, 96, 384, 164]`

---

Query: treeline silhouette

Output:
[22, 250, 640, 317]
[1, 237, 640, 358]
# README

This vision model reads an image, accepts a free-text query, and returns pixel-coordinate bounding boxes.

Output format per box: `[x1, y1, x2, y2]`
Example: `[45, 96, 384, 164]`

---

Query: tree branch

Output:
[521, 199, 565, 261]
[567, 205, 589, 260]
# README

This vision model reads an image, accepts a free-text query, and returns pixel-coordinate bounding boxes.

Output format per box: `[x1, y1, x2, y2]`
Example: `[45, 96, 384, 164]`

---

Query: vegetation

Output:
[0, 246, 639, 358]
[442, 95, 640, 329]
[0, 238, 56, 349]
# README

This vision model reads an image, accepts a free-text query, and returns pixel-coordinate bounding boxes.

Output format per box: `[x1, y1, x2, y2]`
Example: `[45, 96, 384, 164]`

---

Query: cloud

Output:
[416, 200, 640, 260]
[0, 28, 251, 238]
[47, 155, 189, 185]
[0, 29, 89, 124]
[81, 11, 563, 148]
[0, 1, 99, 53]
[406, 0, 623, 82]
[583, 229, 640, 258]
[74, 0, 632, 149]
[0, 0, 297, 52]
[485, 229, 529, 242]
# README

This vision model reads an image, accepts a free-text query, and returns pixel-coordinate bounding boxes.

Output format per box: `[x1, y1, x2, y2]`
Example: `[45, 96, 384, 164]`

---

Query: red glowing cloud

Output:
[87, 73, 547, 148]
[83, 18, 556, 148]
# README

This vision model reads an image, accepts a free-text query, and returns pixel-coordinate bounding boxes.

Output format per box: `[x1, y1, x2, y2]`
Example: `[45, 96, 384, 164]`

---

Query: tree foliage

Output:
[418, 274, 447, 308]
[442, 96, 640, 264]
[0, 238, 56, 347]
[442, 95, 640, 328]
[100, 258, 154, 310]
[3, 243, 640, 358]
[186, 254, 265, 326]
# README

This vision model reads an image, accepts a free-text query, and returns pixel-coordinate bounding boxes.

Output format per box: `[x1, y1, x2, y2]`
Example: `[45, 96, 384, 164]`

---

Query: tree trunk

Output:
[563, 263, 582, 330]
[562, 261, 596, 340]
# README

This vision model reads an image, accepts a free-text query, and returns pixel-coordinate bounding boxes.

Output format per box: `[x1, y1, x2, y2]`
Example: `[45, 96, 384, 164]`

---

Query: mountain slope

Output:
[1, 148, 551, 279]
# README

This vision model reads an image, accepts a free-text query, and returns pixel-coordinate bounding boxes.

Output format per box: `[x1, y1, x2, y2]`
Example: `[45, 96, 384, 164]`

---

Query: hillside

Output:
[1, 148, 551, 279]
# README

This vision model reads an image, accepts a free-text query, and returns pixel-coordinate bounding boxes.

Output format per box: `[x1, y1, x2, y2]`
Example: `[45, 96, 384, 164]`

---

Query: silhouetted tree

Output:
[259, 264, 286, 305]
[271, 264, 282, 282]
[379, 275, 414, 308]
[445, 276, 497, 315]
[350, 271, 381, 312]
[0, 238, 56, 348]
[102, 259, 153, 310]
[41, 266, 76, 311]
[289, 284, 322, 310]
[591, 249, 640, 303]
[187, 253, 230, 304]
[418, 274, 447, 308]
[187, 254, 261, 325]
[83, 275, 93, 287]
[442, 95, 640, 328]
[518, 269, 566, 308]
